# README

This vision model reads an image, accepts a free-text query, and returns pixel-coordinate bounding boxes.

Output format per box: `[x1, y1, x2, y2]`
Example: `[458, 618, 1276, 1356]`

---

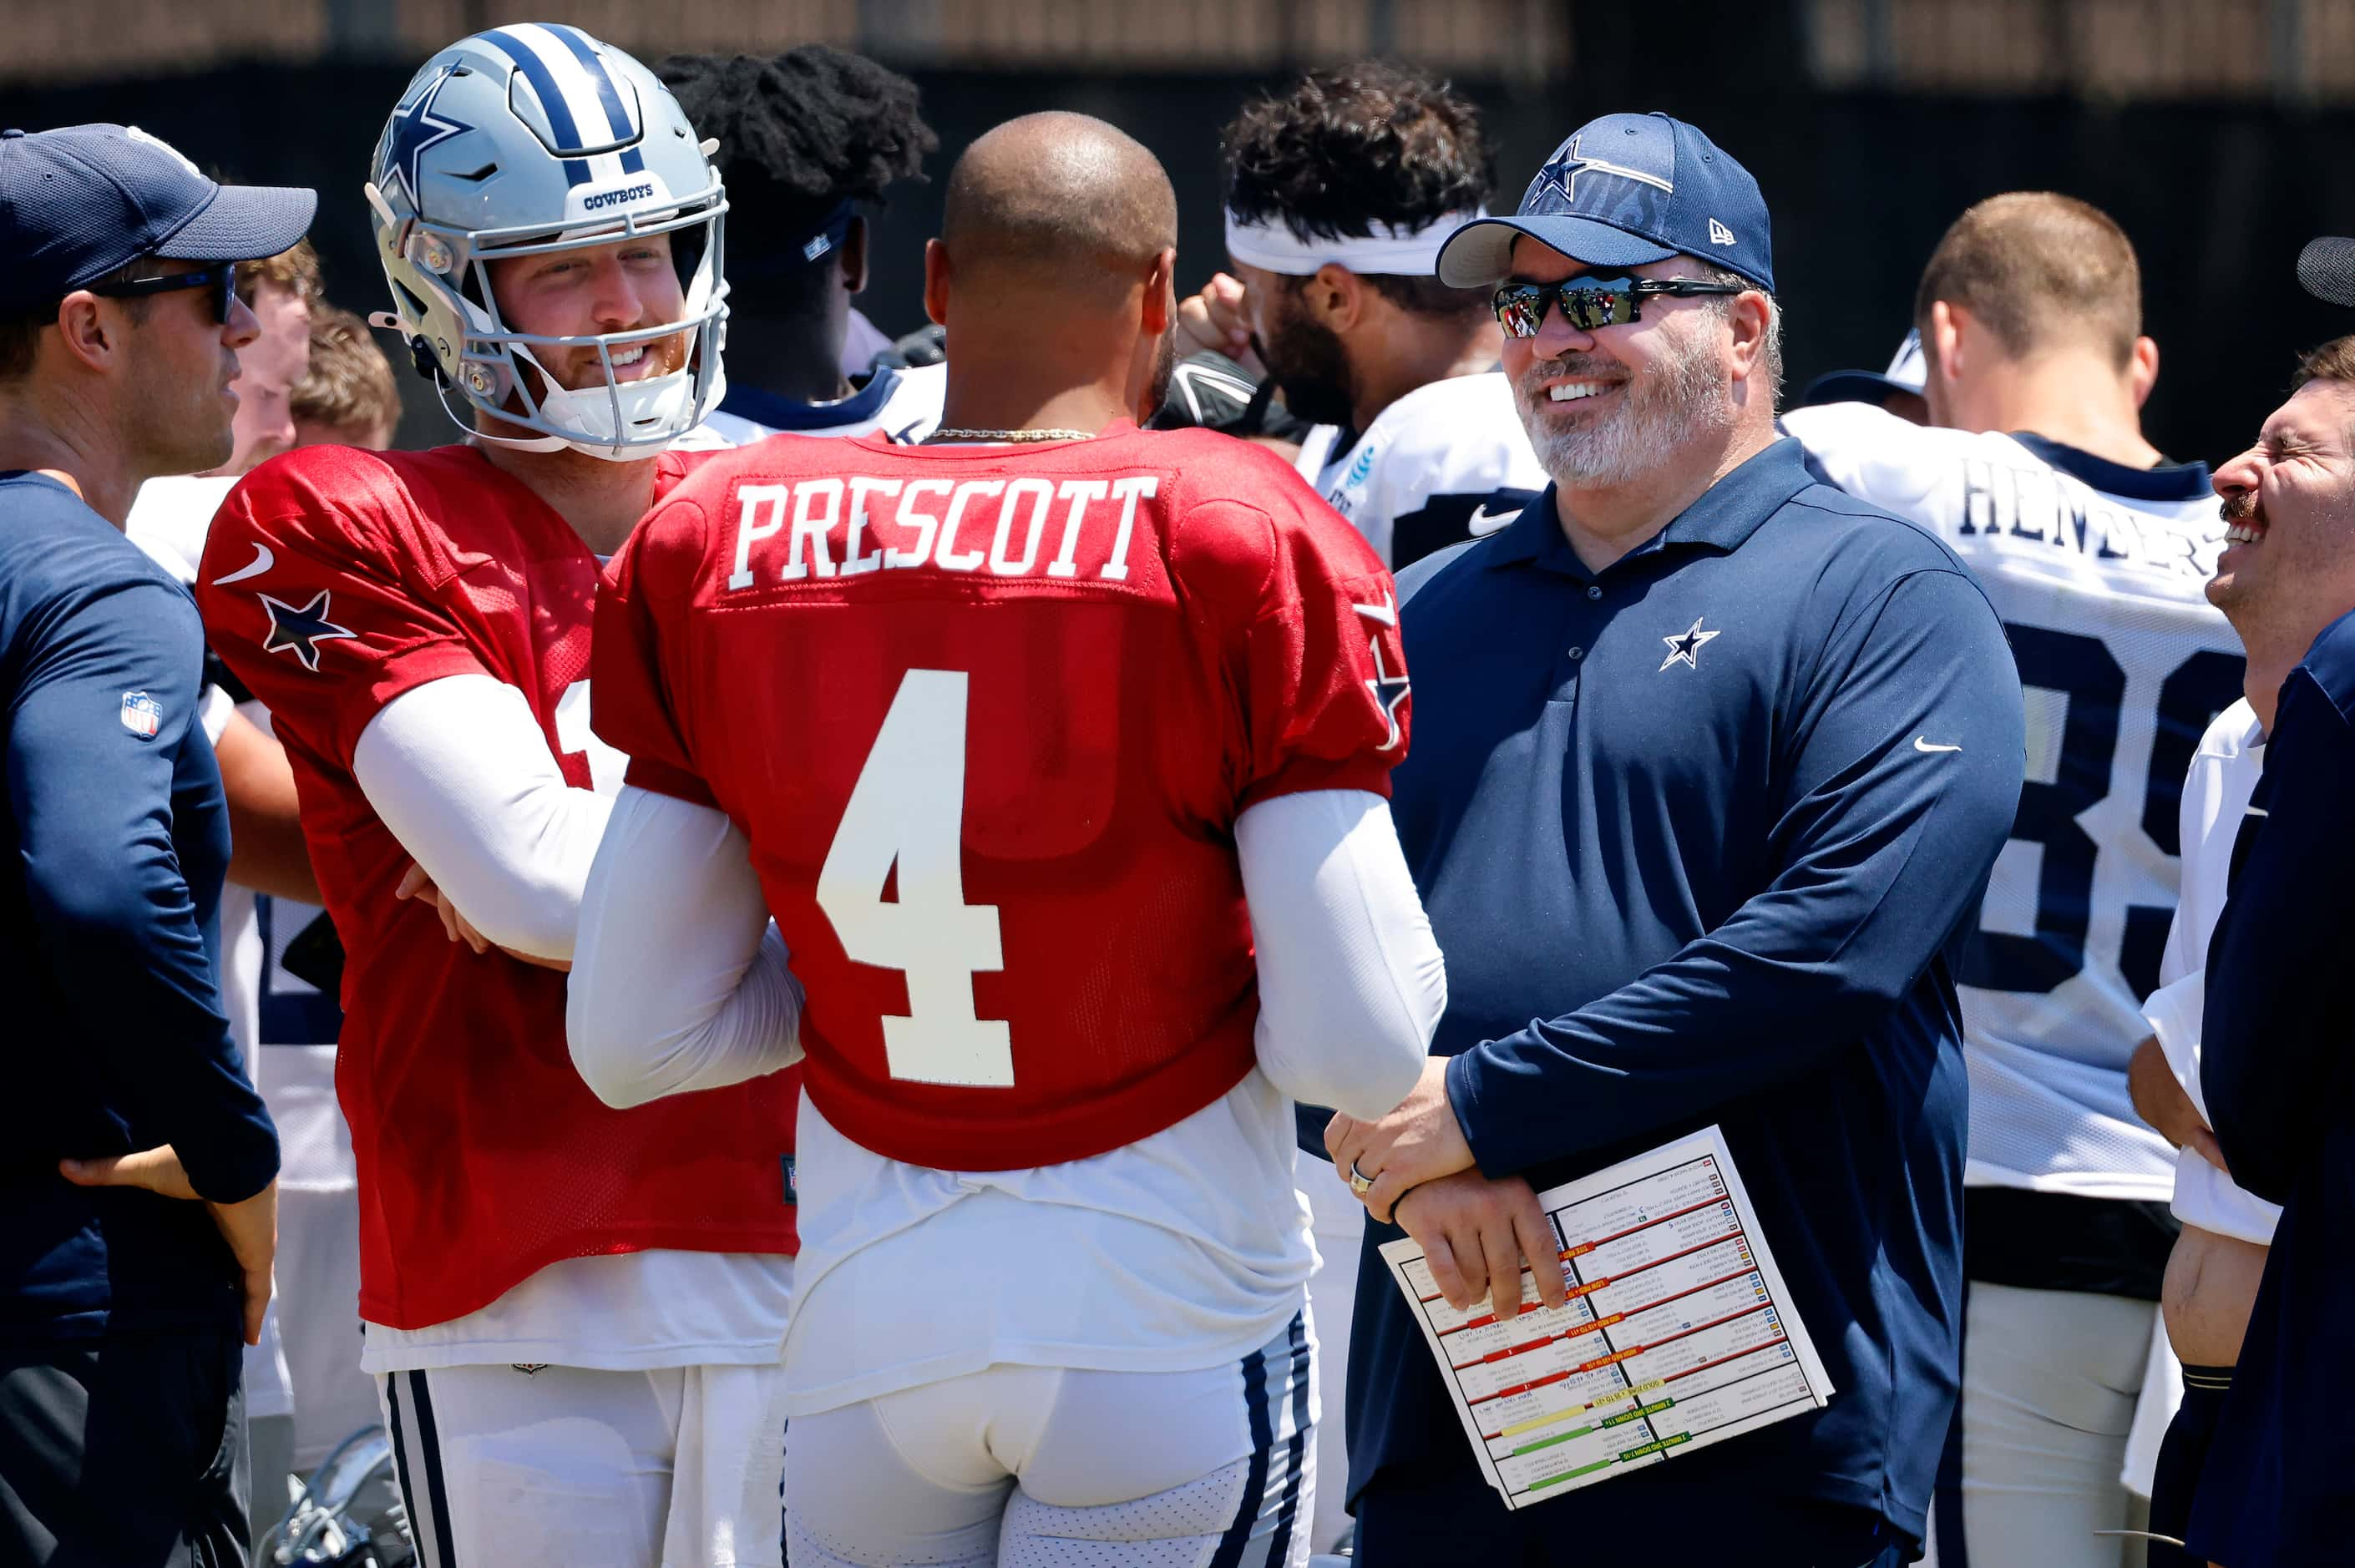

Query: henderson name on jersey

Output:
[1295, 371, 1547, 569]
[1783, 400, 2241, 1200]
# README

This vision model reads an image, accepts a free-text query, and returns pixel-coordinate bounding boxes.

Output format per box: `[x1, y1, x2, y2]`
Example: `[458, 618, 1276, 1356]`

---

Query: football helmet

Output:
[366, 23, 727, 460]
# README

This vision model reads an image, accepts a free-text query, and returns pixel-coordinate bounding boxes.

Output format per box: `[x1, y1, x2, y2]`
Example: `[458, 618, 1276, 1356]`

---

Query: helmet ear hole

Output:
[407, 336, 443, 385]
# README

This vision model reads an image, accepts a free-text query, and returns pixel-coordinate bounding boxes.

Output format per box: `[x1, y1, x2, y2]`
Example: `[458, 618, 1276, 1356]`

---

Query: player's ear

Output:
[2128, 334, 2159, 410]
[1307, 262, 1361, 332]
[1140, 247, 1175, 336]
[1927, 301, 1966, 385]
[923, 237, 950, 329]
[841, 215, 870, 298]
[51, 291, 119, 377]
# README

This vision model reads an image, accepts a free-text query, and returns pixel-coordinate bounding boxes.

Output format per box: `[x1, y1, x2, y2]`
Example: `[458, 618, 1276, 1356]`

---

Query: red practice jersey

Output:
[595, 422, 1411, 1172]
[197, 445, 798, 1331]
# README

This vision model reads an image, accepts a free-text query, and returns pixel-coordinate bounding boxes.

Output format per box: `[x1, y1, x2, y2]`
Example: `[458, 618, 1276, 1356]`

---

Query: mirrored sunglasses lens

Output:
[1495, 288, 1543, 338]
[1562, 286, 1631, 331]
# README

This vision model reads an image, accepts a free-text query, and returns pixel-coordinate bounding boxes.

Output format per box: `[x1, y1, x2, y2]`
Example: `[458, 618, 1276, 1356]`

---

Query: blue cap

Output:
[1796, 330, 1927, 408]
[1437, 113, 1773, 293]
[0, 124, 316, 316]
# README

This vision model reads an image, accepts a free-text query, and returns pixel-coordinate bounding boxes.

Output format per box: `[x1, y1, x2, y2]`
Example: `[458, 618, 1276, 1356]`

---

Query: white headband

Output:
[1223, 208, 1487, 278]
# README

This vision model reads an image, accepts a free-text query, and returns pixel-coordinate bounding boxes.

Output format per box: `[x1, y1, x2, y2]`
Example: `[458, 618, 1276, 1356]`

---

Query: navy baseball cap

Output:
[0, 124, 316, 316]
[1437, 112, 1774, 293]
[1796, 330, 1927, 408]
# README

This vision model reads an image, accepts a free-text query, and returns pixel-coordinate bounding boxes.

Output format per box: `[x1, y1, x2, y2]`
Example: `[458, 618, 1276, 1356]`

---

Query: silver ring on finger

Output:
[1348, 1160, 1376, 1197]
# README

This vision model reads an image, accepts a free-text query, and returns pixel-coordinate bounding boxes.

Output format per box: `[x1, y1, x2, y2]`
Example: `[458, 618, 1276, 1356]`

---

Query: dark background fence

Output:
[9, 0, 2355, 464]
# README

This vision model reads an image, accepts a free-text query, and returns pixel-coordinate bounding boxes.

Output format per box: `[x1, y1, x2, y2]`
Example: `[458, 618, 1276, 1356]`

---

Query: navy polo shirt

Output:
[0, 472, 276, 1341]
[2190, 604, 2355, 1564]
[1346, 439, 2025, 1554]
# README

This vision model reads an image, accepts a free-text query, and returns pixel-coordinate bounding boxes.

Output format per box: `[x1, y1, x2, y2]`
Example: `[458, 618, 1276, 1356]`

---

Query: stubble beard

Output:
[1513, 315, 1731, 489]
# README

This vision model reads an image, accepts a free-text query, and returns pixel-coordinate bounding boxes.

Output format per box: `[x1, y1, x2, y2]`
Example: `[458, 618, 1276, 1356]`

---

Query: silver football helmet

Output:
[366, 23, 727, 460]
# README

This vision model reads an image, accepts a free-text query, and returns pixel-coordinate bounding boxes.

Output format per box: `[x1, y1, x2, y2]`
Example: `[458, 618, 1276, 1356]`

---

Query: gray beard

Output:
[1513, 321, 1730, 488]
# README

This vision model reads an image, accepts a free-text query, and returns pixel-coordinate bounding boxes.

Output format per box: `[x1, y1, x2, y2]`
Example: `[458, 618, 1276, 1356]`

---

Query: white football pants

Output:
[375, 1361, 786, 1568]
[784, 1312, 1314, 1568]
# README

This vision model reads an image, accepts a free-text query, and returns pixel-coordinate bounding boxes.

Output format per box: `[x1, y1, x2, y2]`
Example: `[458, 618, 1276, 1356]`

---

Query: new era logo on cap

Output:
[1436, 112, 1774, 294]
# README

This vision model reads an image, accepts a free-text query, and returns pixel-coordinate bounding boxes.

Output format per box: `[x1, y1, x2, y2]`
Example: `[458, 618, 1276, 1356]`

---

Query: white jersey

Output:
[1784, 402, 2242, 1198]
[1298, 372, 1547, 568]
[2143, 701, 2281, 1245]
[686, 361, 945, 449]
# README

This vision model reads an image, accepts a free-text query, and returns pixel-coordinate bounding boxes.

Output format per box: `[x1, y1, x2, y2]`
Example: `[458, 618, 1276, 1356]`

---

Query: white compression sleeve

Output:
[567, 784, 803, 1110]
[1236, 788, 1444, 1120]
[351, 673, 613, 959]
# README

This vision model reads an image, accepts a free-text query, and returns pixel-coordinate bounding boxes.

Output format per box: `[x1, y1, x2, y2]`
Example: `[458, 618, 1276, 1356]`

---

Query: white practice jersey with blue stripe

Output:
[686, 362, 945, 450]
[1299, 372, 1547, 569]
[1784, 401, 2242, 1198]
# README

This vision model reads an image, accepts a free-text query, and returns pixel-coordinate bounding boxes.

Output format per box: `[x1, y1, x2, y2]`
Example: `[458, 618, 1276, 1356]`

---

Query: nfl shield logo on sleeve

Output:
[119, 690, 162, 739]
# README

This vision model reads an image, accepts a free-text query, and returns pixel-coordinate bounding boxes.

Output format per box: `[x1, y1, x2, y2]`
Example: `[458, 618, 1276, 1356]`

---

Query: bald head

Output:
[940, 112, 1176, 301]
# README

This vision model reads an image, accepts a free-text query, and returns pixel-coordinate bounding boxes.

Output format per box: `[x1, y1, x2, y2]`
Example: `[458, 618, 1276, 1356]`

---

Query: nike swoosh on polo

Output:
[1913, 736, 1962, 753]
[1467, 503, 1519, 537]
[210, 543, 274, 586]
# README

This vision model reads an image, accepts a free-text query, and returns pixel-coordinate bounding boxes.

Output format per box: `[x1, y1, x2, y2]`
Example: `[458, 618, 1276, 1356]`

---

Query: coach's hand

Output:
[61, 1147, 279, 1346]
[1395, 1171, 1567, 1322]
[1174, 271, 1261, 374]
[1326, 1056, 1477, 1223]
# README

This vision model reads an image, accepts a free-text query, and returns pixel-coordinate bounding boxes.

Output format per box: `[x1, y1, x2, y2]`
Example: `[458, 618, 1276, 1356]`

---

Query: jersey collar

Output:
[717, 368, 900, 433]
[2008, 432, 2213, 503]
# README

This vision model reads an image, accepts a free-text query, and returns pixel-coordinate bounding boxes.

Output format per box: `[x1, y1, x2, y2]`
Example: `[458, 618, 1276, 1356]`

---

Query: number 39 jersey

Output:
[594, 422, 1410, 1173]
[1785, 403, 2242, 1196]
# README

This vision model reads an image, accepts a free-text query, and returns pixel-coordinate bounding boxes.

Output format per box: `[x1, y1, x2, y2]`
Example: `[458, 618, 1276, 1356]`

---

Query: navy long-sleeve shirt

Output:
[2189, 604, 2355, 1562]
[1345, 441, 2023, 1555]
[1, 471, 277, 1340]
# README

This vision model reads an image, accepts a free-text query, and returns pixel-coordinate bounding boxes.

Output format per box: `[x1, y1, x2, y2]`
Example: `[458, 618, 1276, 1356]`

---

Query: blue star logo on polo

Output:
[1365, 638, 1411, 749]
[1659, 616, 1723, 671]
[260, 589, 357, 673]
[380, 68, 469, 212]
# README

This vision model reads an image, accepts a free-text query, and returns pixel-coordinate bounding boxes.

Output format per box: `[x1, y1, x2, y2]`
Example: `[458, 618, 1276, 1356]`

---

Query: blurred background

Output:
[11, 0, 2355, 463]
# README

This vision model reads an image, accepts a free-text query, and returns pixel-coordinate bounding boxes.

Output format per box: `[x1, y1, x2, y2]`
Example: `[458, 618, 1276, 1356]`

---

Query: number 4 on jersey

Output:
[817, 669, 1014, 1087]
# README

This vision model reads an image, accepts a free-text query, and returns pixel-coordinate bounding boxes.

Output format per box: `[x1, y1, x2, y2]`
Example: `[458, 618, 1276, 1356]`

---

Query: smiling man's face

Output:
[485, 230, 689, 397]
[2208, 377, 2355, 640]
[1499, 237, 1735, 490]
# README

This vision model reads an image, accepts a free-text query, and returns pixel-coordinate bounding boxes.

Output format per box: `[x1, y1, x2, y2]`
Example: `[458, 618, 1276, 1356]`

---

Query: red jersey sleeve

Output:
[1173, 463, 1411, 812]
[592, 493, 717, 808]
[195, 449, 488, 767]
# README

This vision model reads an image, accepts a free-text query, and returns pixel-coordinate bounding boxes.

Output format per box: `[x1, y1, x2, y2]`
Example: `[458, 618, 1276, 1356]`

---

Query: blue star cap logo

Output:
[382, 68, 469, 213]
[1530, 131, 1675, 215]
[260, 589, 357, 673]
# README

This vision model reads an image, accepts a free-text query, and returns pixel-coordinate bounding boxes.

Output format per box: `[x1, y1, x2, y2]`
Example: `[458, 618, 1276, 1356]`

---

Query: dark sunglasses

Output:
[87, 261, 240, 325]
[1492, 275, 1745, 338]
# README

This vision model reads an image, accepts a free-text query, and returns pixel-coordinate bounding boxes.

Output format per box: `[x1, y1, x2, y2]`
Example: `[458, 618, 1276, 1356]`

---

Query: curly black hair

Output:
[1222, 62, 1494, 316]
[656, 47, 938, 261]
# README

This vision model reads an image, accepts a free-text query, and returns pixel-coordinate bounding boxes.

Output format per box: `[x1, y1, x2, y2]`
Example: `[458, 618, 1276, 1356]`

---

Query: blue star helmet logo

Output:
[260, 590, 357, 674]
[382, 68, 469, 213]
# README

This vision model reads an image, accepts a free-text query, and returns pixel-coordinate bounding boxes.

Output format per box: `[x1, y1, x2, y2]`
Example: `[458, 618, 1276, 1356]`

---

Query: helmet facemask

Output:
[367, 27, 732, 462]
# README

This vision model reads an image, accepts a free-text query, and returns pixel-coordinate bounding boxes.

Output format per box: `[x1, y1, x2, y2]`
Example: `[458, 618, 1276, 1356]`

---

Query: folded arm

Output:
[352, 673, 613, 961]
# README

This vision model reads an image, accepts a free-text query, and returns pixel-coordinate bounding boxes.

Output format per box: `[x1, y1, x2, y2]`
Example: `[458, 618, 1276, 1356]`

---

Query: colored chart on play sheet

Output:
[1379, 1125, 1834, 1508]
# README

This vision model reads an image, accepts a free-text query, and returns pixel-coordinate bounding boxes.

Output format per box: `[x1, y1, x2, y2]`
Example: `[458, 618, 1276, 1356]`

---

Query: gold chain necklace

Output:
[923, 427, 1096, 443]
